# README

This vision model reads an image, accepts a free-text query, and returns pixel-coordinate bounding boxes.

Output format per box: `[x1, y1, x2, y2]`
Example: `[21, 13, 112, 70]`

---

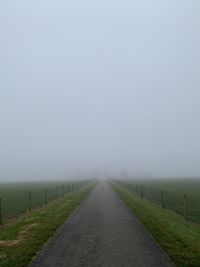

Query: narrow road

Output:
[30, 181, 173, 267]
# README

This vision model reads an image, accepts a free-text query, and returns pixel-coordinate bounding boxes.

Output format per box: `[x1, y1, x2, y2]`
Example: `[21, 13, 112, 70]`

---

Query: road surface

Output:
[30, 181, 173, 267]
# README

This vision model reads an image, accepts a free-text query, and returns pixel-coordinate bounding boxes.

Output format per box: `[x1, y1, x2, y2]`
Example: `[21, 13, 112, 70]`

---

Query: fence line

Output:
[113, 179, 195, 223]
[0, 198, 2, 225]
[28, 190, 32, 212]
[0, 180, 92, 225]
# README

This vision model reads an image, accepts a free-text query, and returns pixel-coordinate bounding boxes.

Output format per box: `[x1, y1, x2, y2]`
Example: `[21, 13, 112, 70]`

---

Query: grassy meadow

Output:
[119, 178, 200, 224]
[111, 180, 200, 267]
[0, 179, 97, 267]
[0, 180, 89, 222]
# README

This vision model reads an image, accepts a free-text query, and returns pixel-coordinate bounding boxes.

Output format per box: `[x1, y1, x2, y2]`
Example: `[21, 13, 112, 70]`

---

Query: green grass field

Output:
[111, 180, 200, 267]
[0, 180, 97, 267]
[118, 178, 200, 224]
[0, 180, 90, 222]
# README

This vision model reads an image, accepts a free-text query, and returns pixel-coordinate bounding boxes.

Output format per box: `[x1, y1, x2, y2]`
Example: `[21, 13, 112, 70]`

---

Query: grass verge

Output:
[0, 180, 97, 267]
[110, 180, 200, 267]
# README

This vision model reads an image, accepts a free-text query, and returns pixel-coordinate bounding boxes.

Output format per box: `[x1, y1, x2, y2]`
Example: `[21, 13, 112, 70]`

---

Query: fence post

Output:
[136, 185, 137, 194]
[72, 182, 74, 192]
[161, 190, 165, 208]
[184, 194, 188, 220]
[62, 184, 65, 197]
[28, 190, 32, 212]
[141, 185, 143, 198]
[45, 188, 47, 205]
[68, 183, 69, 193]
[56, 186, 58, 199]
[150, 187, 152, 202]
[0, 197, 3, 225]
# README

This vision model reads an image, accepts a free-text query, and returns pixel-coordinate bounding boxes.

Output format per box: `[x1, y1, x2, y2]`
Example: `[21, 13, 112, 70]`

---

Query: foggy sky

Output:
[1, 0, 200, 181]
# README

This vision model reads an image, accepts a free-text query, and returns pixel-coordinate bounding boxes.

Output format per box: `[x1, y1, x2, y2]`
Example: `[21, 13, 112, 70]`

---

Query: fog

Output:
[1, 0, 200, 181]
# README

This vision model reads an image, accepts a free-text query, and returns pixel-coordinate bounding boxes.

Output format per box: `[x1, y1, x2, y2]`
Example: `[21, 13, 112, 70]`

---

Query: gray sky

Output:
[1, 0, 200, 180]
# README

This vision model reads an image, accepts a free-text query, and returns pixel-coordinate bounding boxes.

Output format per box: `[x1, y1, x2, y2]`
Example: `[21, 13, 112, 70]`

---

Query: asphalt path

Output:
[30, 181, 173, 267]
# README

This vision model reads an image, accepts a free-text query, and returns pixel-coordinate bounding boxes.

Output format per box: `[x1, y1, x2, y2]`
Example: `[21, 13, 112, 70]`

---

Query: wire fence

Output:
[113, 179, 200, 224]
[0, 180, 92, 224]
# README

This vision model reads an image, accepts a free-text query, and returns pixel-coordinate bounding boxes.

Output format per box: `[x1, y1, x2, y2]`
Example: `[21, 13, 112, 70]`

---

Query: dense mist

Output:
[1, 0, 200, 181]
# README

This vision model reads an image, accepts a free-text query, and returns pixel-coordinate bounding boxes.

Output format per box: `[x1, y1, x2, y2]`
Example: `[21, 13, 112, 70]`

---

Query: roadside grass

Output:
[0, 180, 97, 267]
[0, 180, 84, 220]
[122, 178, 200, 224]
[111, 180, 200, 267]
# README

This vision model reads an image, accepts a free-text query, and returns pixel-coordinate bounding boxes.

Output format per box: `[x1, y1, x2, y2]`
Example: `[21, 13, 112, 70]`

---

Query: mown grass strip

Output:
[110, 180, 200, 267]
[0, 180, 97, 267]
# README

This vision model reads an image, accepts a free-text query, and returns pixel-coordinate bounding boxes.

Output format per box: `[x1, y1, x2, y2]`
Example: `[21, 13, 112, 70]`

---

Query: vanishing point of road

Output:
[30, 181, 173, 267]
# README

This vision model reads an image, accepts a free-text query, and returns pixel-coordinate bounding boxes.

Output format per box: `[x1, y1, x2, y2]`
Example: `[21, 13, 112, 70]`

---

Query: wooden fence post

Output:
[62, 184, 65, 197]
[28, 190, 32, 212]
[184, 194, 188, 220]
[72, 182, 74, 192]
[150, 187, 152, 202]
[161, 190, 165, 208]
[56, 186, 58, 199]
[141, 185, 143, 198]
[45, 188, 47, 205]
[68, 183, 69, 193]
[136, 185, 137, 194]
[0, 197, 3, 225]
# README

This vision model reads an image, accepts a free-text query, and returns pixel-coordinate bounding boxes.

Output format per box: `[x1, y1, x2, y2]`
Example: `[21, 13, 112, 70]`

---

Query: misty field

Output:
[116, 178, 200, 224]
[0, 180, 88, 222]
[0, 180, 97, 267]
[111, 180, 200, 267]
